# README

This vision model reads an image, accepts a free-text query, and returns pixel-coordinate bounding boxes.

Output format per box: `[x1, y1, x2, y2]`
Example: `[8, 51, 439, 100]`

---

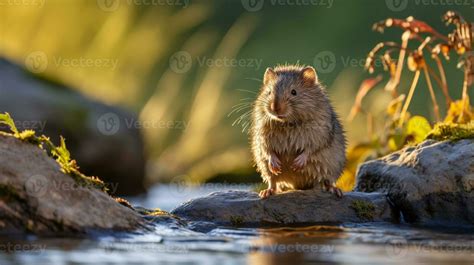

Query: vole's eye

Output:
[291, 89, 297, 96]
[268, 90, 271, 95]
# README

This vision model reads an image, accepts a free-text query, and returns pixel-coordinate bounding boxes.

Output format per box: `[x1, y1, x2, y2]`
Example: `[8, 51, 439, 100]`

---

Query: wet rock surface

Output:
[0, 134, 144, 235]
[0, 58, 145, 195]
[1, 127, 471, 234]
[356, 139, 474, 225]
[172, 190, 393, 226]
[173, 139, 473, 227]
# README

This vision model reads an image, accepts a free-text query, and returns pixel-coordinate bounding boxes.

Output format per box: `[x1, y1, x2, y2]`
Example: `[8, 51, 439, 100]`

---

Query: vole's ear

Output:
[263, 67, 277, 85]
[300, 66, 318, 87]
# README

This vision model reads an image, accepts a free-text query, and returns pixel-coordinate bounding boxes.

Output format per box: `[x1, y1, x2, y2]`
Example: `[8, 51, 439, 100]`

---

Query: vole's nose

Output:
[270, 101, 280, 113]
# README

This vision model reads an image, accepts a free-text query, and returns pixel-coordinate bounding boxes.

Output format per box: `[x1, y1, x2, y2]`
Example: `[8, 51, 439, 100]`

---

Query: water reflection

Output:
[1, 185, 473, 265]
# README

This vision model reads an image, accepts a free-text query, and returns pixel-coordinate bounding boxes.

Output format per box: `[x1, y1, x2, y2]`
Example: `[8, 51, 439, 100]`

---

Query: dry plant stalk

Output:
[350, 11, 473, 128]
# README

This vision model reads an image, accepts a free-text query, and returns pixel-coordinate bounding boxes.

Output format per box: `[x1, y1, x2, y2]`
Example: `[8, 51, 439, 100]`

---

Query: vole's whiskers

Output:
[237, 88, 259, 94]
[230, 102, 252, 110]
[243, 78, 262, 83]
[228, 101, 255, 117]
[232, 109, 253, 132]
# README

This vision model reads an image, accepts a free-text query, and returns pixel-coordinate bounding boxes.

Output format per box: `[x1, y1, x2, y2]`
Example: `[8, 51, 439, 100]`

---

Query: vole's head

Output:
[258, 65, 323, 122]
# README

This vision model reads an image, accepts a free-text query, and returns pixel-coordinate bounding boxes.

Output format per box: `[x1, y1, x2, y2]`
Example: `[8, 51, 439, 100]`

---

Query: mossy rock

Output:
[426, 122, 474, 141]
[0, 134, 144, 235]
[350, 200, 376, 221]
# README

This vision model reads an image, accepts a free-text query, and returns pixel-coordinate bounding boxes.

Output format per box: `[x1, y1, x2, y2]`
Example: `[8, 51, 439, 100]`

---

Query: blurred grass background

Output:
[1, 0, 472, 185]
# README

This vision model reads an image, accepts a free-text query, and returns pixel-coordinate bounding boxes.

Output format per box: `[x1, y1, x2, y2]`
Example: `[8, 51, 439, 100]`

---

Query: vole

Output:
[250, 64, 346, 198]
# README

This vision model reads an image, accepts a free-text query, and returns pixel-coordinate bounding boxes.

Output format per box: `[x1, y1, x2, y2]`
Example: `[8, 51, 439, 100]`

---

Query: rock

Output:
[0, 58, 145, 196]
[172, 140, 473, 227]
[171, 190, 393, 226]
[0, 134, 144, 235]
[355, 139, 474, 225]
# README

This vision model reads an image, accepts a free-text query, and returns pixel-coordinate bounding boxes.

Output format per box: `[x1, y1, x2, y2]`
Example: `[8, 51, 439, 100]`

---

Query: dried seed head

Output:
[407, 51, 425, 72]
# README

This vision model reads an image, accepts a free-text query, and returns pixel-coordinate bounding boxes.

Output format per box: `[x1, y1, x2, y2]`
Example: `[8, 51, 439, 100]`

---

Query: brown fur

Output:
[250, 64, 346, 197]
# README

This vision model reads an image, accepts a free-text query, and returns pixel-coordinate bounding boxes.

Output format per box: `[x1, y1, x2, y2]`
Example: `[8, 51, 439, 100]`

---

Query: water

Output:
[1, 184, 473, 265]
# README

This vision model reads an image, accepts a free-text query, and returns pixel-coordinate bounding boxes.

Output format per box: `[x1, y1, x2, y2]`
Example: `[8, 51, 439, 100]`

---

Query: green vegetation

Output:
[338, 11, 473, 192]
[139, 208, 170, 216]
[350, 200, 376, 221]
[427, 122, 474, 141]
[0, 112, 107, 192]
[230, 216, 244, 226]
[1, 3, 472, 186]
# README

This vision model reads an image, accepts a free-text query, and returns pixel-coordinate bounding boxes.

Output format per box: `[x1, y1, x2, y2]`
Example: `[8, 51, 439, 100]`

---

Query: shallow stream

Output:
[1, 184, 473, 265]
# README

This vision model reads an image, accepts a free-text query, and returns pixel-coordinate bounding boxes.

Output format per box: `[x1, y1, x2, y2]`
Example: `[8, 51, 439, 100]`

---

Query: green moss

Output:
[146, 209, 170, 216]
[426, 122, 474, 141]
[134, 207, 172, 217]
[0, 112, 107, 192]
[230, 216, 244, 226]
[350, 200, 376, 221]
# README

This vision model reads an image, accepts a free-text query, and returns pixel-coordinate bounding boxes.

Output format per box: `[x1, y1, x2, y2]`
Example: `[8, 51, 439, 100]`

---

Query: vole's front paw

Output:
[323, 179, 343, 198]
[259, 188, 274, 199]
[330, 187, 343, 198]
[291, 152, 308, 171]
[268, 153, 281, 175]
